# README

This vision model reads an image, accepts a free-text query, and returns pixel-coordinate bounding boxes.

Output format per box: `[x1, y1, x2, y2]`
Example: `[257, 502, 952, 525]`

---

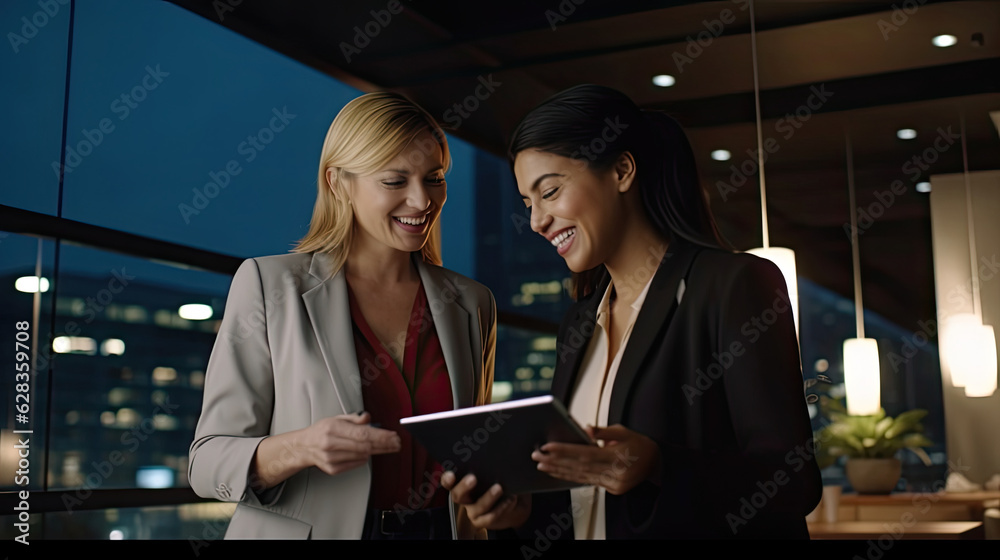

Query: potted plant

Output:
[815, 396, 933, 494]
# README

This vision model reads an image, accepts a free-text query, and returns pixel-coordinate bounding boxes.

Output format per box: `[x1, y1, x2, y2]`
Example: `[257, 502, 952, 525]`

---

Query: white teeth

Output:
[394, 215, 427, 226]
[550, 228, 575, 247]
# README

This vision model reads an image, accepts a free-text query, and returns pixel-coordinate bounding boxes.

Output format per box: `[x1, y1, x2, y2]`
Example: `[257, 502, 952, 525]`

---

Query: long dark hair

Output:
[507, 84, 731, 299]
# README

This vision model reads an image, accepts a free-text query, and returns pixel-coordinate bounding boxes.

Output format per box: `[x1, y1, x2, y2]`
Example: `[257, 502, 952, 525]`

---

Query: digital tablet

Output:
[400, 395, 595, 496]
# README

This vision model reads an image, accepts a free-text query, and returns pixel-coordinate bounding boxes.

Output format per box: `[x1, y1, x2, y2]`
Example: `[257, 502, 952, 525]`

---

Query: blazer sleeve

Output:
[188, 258, 284, 507]
[649, 255, 822, 528]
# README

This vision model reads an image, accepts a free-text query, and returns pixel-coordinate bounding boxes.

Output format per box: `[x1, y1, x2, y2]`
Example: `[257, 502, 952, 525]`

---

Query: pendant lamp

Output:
[744, 0, 799, 334]
[945, 111, 997, 397]
[842, 129, 880, 416]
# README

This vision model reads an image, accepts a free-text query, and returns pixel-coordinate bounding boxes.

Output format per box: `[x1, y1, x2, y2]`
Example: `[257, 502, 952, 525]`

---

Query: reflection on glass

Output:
[44, 244, 230, 490]
[0, 233, 56, 492]
[495, 325, 556, 403]
[0, 502, 235, 540]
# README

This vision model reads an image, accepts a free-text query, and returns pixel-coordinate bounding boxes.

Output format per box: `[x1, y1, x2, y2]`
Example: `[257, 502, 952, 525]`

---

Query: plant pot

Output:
[845, 458, 902, 494]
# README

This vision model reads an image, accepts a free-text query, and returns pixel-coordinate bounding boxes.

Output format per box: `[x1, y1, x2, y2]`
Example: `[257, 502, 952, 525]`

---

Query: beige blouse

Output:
[567, 273, 658, 539]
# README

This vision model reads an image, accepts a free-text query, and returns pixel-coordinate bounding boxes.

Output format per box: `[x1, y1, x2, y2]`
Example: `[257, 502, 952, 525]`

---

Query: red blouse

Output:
[346, 279, 453, 511]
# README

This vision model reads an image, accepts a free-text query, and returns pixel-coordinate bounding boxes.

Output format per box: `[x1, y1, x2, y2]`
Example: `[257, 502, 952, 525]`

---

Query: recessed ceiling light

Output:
[711, 149, 731, 161]
[932, 34, 958, 48]
[652, 74, 676, 87]
[916, 182, 931, 193]
[897, 128, 917, 140]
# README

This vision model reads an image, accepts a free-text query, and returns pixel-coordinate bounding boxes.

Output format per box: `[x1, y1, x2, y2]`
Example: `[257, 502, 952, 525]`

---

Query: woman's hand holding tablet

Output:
[441, 471, 532, 530]
[531, 424, 661, 495]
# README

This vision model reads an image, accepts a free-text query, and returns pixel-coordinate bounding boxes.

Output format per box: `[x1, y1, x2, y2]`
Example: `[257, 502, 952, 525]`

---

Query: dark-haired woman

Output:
[442, 84, 822, 539]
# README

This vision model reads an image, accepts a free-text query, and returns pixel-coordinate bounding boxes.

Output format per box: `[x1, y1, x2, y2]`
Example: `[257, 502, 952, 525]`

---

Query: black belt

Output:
[363, 506, 451, 540]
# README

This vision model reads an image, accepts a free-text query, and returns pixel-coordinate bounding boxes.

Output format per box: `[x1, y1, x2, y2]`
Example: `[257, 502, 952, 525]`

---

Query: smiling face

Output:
[514, 149, 635, 272]
[337, 130, 447, 255]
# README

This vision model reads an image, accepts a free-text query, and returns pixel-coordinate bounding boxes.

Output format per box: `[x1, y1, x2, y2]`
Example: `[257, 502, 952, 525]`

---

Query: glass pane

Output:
[0, 0, 69, 215]
[494, 325, 556, 403]
[59, 0, 361, 258]
[0, 233, 57, 493]
[0, 501, 235, 540]
[475, 150, 574, 322]
[798, 278, 948, 492]
[46, 244, 231, 492]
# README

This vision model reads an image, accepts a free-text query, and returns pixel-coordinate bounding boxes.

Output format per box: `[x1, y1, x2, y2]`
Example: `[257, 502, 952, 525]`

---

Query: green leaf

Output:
[843, 433, 865, 453]
[884, 409, 928, 439]
[902, 433, 932, 449]
[874, 417, 894, 439]
[909, 447, 933, 467]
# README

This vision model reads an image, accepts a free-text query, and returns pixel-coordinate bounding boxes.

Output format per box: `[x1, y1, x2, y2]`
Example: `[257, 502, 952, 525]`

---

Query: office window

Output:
[56, 0, 359, 258]
[44, 244, 230, 492]
[0, 233, 57, 492]
[0, 0, 69, 215]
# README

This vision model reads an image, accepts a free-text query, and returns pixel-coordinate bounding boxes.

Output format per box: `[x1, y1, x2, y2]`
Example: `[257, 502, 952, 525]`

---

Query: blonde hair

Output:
[292, 92, 451, 276]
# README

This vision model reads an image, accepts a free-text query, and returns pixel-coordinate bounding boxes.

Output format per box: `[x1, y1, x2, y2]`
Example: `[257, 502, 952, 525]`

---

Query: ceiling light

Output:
[932, 34, 957, 48]
[178, 303, 213, 320]
[711, 149, 731, 161]
[652, 74, 676, 87]
[896, 128, 917, 140]
[916, 182, 931, 193]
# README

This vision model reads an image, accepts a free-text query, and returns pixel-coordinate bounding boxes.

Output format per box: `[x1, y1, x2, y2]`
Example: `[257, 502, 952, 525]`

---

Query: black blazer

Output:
[517, 237, 822, 539]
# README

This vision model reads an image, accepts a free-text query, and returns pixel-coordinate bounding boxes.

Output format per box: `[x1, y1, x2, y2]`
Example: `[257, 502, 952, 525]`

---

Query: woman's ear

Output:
[327, 167, 351, 204]
[614, 152, 637, 193]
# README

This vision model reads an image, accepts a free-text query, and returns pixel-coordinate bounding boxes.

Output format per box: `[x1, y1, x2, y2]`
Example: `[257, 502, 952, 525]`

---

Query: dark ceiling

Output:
[169, 0, 1000, 333]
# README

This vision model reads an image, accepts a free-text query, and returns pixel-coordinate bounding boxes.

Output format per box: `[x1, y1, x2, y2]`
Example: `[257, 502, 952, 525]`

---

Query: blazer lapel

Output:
[301, 252, 365, 415]
[608, 238, 700, 424]
[551, 279, 607, 406]
[415, 256, 475, 409]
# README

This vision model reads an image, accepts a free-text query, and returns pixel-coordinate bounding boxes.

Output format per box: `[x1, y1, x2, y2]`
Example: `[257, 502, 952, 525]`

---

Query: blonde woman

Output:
[189, 92, 496, 540]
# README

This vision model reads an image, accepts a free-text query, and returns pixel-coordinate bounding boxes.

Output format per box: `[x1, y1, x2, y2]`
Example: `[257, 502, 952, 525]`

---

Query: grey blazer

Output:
[188, 251, 496, 539]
